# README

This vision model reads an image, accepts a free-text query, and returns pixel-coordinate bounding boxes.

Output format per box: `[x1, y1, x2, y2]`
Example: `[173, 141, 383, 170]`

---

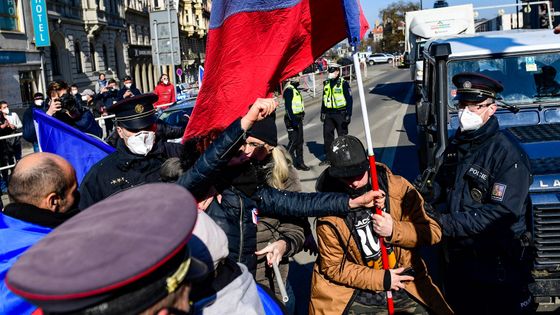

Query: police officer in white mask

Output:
[79, 93, 181, 209]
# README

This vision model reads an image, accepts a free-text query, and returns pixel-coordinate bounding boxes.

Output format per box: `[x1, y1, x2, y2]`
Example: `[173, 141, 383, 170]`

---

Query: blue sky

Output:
[361, 0, 518, 27]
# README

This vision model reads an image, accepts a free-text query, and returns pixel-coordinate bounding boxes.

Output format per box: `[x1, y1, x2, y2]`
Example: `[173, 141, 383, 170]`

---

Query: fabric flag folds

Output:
[33, 110, 115, 184]
[184, 0, 369, 139]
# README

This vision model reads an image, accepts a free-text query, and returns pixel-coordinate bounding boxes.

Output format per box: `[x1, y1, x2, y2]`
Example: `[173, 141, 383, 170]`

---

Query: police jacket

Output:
[435, 116, 532, 255]
[79, 138, 182, 209]
[321, 77, 353, 115]
[205, 163, 351, 274]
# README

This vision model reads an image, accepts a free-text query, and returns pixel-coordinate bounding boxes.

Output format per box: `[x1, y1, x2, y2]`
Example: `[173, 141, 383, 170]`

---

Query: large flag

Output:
[33, 110, 116, 184]
[184, 0, 369, 139]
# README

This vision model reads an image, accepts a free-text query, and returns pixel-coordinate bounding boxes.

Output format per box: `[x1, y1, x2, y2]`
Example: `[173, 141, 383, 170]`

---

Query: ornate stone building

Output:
[46, 0, 128, 90]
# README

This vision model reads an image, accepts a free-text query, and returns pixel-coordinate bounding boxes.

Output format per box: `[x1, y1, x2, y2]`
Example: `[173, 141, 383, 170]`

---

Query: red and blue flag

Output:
[184, 0, 369, 139]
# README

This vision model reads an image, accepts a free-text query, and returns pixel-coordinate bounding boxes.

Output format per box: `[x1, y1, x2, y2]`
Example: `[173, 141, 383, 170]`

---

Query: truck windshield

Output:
[447, 52, 560, 109]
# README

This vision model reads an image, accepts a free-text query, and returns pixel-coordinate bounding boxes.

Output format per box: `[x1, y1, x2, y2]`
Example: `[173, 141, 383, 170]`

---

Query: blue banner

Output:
[30, 0, 50, 47]
[33, 110, 115, 185]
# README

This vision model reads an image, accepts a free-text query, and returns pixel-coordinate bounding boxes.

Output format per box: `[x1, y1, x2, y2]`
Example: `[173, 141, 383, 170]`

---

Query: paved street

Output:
[280, 64, 421, 314]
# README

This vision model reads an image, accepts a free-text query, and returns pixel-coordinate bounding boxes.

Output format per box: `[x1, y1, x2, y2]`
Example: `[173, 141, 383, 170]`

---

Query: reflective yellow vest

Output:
[286, 84, 304, 114]
[323, 78, 346, 109]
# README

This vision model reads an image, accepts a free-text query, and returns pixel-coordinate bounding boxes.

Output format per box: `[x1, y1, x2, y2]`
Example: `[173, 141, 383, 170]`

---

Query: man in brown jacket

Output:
[310, 135, 452, 315]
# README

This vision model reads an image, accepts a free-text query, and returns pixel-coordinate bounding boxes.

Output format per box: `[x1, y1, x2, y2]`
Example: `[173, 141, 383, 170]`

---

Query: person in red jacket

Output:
[153, 73, 176, 109]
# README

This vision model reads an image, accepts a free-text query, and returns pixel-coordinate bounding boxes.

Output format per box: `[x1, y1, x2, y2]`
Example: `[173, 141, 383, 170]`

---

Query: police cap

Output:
[452, 72, 504, 103]
[6, 183, 207, 314]
[328, 64, 341, 73]
[108, 93, 158, 130]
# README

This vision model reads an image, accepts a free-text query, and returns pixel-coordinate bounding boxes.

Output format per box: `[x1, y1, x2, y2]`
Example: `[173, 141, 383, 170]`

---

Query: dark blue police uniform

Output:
[430, 73, 534, 315]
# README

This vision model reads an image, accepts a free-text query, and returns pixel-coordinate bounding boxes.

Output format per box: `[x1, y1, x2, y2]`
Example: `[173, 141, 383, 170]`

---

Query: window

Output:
[51, 43, 61, 76]
[103, 44, 109, 70]
[90, 43, 97, 72]
[0, 0, 21, 31]
[74, 42, 83, 73]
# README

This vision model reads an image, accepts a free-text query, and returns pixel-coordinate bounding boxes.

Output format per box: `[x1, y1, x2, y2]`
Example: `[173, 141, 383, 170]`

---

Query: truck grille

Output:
[534, 204, 560, 268]
[508, 123, 560, 143]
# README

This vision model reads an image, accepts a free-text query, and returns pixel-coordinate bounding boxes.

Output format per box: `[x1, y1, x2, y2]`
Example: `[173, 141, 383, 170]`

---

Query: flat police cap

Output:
[452, 72, 504, 103]
[6, 183, 207, 314]
[108, 93, 158, 130]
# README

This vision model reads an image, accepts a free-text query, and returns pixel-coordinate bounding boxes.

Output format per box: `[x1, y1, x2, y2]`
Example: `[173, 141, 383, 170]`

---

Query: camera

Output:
[59, 93, 78, 113]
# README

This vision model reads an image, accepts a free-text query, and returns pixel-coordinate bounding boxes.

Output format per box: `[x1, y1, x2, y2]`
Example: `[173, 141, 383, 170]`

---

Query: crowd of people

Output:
[0, 62, 537, 315]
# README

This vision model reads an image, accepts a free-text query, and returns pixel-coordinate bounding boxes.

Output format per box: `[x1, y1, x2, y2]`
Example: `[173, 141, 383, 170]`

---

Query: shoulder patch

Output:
[491, 183, 507, 202]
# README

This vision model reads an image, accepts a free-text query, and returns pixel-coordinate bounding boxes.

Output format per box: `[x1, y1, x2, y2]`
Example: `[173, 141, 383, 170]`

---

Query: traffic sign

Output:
[176, 68, 183, 77]
[30, 0, 50, 47]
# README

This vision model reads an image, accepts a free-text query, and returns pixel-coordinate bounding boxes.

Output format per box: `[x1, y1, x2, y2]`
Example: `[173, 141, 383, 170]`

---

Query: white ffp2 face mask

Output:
[458, 108, 486, 131]
[2, 108, 9, 115]
[125, 131, 155, 155]
[328, 73, 338, 79]
[124, 83, 132, 88]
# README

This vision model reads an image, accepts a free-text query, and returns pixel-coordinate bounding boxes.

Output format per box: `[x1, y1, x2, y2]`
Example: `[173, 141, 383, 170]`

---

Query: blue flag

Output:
[33, 110, 115, 185]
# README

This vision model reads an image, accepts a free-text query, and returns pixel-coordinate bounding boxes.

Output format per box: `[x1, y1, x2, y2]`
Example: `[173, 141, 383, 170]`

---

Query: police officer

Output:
[320, 65, 353, 166]
[79, 93, 182, 209]
[425, 73, 534, 315]
[283, 79, 310, 171]
[6, 183, 208, 314]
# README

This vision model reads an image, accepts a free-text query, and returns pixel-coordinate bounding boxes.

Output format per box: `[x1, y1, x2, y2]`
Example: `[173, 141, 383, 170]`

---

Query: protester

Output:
[117, 75, 142, 100]
[1, 100, 23, 161]
[94, 72, 107, 94]
[180, 113, 378, 275]
[45, 80, 102, 137]
[153, 73, 176, 109]
[1, 153, 79, 314]
[182, 187, 266, 314]
[283, 79, 310, 171]
[319, 65, 353, 165]
[422, 73, 534, 315]
[0, 102, 14, 190]
[79, 96, 278, 209]
[309, 135, 452, 314]
[22, 92, 44, 152]
[81, 88, 96, 113]
[6, 183, 207, 315]
[98, 78, 119, 136]
[254, 145, 306, 312]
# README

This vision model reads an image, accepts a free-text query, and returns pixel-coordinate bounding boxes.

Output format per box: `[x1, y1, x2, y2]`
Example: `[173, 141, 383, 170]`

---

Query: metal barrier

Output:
[94, 114, 116, 121]
[0, 132, 23, 172]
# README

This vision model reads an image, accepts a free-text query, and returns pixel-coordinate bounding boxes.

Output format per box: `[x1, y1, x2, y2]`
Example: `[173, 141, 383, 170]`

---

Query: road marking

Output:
[278, 122, 320, 142]
[380, 85, 414, 168]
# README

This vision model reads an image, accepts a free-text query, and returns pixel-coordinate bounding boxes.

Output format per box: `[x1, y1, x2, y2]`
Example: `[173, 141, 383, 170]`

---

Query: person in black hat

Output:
[6, 183, 207, 315]
[319, 64, 353, 166]
[310, 135, 452, 314]
[421, 72, 534, 314]
[117, 75, 142, 100]
[79, 97, 279, 209]
[283, 79, 310, 171]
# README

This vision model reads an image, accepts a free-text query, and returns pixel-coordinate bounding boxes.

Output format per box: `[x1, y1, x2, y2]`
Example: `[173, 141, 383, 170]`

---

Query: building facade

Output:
[0, 0, 211, 106]
[45, 0, 129, 92]
[0, 0, 45, 108]
[178, 0, 209, 84]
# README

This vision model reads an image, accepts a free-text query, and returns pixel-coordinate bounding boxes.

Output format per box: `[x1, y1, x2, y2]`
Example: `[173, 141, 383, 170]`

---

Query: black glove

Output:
[320, 113, 326, 122]
[302, 233, 319, 256]
[344, 114, 351, 123]
[424, 202, 443, 228]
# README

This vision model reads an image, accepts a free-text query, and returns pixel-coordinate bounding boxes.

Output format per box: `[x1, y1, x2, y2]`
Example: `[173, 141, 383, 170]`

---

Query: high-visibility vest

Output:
[285, 84, 304, 114]
[323, 78, 346, 109]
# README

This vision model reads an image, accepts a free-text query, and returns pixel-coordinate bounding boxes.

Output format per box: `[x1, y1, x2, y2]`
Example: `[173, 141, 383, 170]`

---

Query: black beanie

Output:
[247, 112, 277, 146]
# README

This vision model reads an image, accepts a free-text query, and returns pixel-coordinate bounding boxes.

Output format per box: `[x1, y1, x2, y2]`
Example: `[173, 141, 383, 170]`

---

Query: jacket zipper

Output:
[238, 195, 244, 263]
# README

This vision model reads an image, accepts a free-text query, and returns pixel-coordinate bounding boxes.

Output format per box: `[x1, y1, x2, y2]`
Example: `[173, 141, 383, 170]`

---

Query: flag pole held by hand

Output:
[352, 52, 395, 315]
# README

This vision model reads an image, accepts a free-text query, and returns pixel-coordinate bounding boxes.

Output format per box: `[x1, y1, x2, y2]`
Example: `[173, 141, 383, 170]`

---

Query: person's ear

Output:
[488, 104, 497, 116]
[116, 126, 125, 139]
[46, 192, 61, 212]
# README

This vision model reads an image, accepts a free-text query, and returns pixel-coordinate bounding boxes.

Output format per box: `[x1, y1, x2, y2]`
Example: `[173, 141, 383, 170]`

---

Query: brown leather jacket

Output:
[309, 164, 453, 315]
